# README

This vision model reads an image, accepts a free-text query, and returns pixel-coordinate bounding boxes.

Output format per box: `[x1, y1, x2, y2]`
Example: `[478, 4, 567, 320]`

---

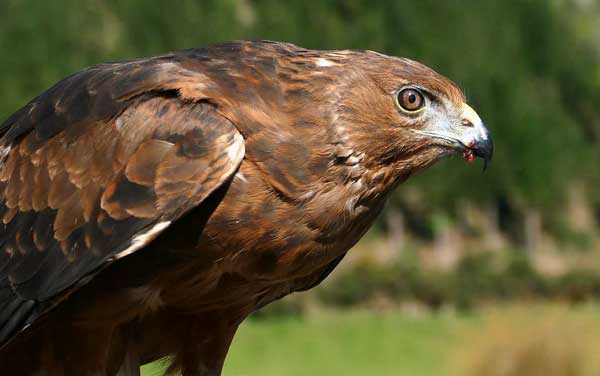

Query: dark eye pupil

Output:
[398, 88, 424, 112]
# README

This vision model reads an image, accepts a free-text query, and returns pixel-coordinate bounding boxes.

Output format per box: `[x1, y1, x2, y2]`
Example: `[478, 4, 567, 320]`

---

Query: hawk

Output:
[0, 41, 492, 375]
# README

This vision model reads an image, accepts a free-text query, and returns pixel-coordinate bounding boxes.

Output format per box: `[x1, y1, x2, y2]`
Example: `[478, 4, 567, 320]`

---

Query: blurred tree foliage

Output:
[1, 0, 599, 240]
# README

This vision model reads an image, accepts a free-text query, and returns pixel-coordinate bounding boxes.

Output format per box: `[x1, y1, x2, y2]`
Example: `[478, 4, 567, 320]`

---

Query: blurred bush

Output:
[555, 270, 600, 303]
[256, 249, 600, 317]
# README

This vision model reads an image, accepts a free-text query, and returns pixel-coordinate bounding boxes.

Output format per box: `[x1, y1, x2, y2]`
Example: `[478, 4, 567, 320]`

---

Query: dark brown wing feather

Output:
[0, 59, 245, 345]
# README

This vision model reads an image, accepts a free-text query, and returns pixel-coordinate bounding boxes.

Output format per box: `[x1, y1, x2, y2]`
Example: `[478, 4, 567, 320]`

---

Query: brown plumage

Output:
[0, 40, 492, 375]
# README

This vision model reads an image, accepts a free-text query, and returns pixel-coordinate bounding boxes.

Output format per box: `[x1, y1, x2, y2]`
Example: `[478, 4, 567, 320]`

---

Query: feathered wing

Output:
[0, 57, 245, 345]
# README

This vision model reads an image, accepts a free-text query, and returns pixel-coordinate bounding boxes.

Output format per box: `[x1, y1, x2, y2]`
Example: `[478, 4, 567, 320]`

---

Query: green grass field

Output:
[141, 303, 600, 376]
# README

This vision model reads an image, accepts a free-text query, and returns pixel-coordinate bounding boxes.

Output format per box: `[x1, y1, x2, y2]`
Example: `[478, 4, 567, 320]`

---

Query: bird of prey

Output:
[0, 40, 492, 375]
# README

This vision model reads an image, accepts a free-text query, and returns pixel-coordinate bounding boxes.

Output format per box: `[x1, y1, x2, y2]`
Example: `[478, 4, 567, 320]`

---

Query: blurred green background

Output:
[2, 0, 600, 375]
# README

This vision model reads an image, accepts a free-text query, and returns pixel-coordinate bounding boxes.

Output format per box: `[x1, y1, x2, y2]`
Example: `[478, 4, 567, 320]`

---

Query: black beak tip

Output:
[483, 158, 490, 173]
[472, 135, 493, 173]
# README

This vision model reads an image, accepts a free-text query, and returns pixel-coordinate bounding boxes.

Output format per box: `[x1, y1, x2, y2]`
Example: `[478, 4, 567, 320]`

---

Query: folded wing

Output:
[0, 57, 245, 345]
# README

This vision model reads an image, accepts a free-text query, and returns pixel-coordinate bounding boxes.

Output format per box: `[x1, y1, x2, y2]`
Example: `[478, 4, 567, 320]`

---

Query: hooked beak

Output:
[414, 103, 494, 171]
[459, 103, 493, 171]
[470, 134, 494, 171]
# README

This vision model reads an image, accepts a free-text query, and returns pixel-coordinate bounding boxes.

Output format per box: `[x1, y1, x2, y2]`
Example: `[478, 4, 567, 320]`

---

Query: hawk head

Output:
[327, 50, 493, 180]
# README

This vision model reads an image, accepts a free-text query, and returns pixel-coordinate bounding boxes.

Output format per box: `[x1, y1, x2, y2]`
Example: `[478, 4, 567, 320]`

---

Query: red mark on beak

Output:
[463, 149, 475, 163]
[463, 140, 475, 163]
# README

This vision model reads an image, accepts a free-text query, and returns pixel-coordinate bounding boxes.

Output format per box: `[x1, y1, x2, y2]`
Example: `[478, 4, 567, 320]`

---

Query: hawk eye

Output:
[397, 88, 425, 112]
